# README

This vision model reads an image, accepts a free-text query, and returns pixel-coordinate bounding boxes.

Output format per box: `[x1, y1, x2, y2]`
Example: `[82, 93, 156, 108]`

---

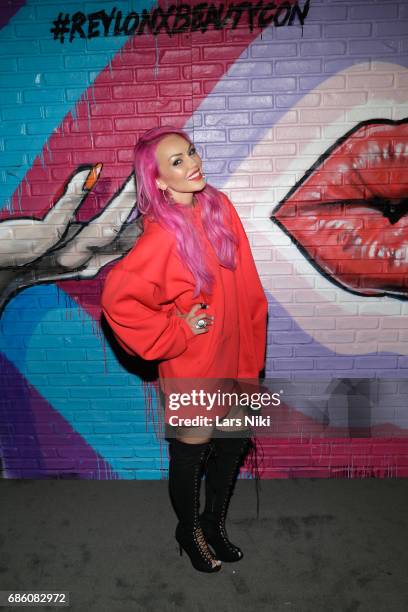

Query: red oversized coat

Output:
[101, 193, 268, 423]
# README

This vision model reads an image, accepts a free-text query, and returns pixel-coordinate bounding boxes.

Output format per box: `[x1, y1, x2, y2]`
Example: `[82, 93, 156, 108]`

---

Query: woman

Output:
[101, 127, 268, 573]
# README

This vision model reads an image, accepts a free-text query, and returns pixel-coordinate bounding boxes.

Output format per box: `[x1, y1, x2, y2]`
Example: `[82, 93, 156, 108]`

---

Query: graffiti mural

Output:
[0, 166, 139, 315]
[49, 1, 310, 42]
[272, 119, 408, 299]
[1, 0, 407, 479]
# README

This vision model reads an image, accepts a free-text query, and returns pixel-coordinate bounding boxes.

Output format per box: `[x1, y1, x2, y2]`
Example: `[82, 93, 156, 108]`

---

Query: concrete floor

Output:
[1, 478, 408, 612]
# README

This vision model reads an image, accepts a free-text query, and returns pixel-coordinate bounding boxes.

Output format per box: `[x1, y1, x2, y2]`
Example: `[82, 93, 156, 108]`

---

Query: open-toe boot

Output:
[168, 438, 222, 573]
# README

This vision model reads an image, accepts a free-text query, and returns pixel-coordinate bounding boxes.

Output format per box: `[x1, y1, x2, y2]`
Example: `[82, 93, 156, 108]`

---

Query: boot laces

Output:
[193, 525, 221, 567]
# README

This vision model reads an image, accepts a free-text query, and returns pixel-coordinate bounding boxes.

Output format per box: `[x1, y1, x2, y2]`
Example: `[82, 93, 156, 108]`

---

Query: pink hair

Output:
[133, 126, 238, 298]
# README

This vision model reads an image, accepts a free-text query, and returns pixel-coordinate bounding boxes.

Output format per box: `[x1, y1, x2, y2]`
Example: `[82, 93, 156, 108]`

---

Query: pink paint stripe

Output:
[0, 0, 26, 30]
[3, 11, 271, 321]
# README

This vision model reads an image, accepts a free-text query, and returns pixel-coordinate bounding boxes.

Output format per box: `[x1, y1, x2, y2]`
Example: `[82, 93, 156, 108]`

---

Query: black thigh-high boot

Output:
[168, 438, 222, 573]
[200, 429, 252, 562]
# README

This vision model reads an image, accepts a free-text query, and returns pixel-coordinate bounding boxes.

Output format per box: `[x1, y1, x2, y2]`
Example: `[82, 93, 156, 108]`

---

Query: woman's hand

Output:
[176, 303, 214, 336]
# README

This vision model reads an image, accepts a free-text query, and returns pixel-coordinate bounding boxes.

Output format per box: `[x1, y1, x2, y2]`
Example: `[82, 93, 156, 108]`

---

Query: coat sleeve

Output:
[100, 223, 196, 361]
[223, 194, 268, 373]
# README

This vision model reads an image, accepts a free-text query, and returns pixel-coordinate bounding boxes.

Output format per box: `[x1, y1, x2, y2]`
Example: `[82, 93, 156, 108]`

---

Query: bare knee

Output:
[175, 425, 213, 444]
[216, 405, 249, 432]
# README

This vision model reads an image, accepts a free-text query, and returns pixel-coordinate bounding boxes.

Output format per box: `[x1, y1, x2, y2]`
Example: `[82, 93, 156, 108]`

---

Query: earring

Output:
[159, 186, 169, 203]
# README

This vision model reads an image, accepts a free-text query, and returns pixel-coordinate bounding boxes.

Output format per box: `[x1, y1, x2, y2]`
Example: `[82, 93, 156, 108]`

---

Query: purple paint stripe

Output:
[265, 291, 408, 376]
[196, 18, 408, 174]
[0, 353, 117, 479]
[0, 0, 26, 30]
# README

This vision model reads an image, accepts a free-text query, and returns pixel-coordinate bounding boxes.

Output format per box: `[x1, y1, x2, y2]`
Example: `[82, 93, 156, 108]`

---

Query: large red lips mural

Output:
[272, 119, 408, 299]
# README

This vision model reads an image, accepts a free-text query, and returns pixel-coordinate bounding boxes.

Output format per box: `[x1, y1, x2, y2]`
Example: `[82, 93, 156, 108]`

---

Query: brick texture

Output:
[1, 0, 408, 479]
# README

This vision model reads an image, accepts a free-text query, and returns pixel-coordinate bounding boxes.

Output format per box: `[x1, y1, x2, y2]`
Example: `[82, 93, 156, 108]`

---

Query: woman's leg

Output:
[200, 405, 253, 562]
[168, 423, 221, 573]
[213, 403, 249, 432]
[175, 423, 214, 444]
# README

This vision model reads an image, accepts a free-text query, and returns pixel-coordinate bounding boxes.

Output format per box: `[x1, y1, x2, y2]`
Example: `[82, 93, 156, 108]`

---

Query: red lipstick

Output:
[271, 119, 408, 298]
[187, 170, 203, 181]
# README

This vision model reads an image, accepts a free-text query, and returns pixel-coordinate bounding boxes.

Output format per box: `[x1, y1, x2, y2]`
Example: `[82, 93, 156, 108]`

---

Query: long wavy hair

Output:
[133, 126, 238, 298]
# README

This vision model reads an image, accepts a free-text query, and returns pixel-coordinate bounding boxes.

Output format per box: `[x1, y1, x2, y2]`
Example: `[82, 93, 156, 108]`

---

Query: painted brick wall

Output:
[1, 0, 408, 479]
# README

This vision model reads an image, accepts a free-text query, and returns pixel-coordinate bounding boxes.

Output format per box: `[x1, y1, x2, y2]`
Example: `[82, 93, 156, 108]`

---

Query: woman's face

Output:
[155, 134, 206, 205]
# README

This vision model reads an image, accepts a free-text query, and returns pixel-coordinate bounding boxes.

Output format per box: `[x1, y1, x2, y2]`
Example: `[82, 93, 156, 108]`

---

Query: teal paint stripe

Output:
[0, 0, 157, 212]
[0, 283, 164, 479]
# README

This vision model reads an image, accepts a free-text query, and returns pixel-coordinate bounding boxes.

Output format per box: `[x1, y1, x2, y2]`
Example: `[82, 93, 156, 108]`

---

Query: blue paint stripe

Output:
[0, 283, 163, 478]
[0, 0, 157, 211]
